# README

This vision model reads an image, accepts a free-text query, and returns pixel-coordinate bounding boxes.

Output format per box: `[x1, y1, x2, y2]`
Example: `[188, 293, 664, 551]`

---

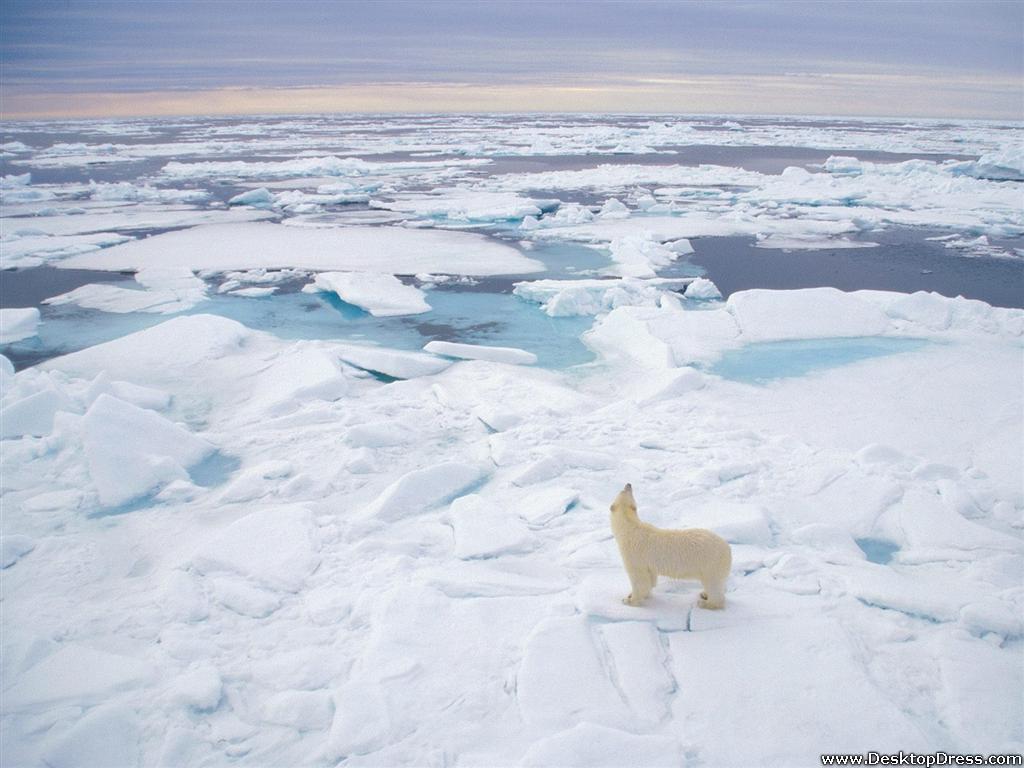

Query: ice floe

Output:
[303, 272, 430, 316]
[44, 267, 208, 315]
[58, 222, 544, 275]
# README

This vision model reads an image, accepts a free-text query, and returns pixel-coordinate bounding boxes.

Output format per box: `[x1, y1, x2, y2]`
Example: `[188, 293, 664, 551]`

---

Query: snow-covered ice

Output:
[58, 222, 545, 275]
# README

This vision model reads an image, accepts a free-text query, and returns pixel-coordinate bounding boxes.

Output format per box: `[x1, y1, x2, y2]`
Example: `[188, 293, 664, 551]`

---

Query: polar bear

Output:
[610, 483, 732, 609]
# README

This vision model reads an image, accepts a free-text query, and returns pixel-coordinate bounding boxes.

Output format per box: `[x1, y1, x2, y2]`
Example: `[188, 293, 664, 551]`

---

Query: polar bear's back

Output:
[639, 526, 732, 581]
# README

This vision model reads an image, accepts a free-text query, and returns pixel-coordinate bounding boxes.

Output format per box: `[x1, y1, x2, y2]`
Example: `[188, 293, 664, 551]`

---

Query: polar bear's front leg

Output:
[623, 564, 654, 606]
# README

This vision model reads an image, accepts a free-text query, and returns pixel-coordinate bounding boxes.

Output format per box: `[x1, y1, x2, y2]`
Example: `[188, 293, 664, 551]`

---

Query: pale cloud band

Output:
[4, 72, 1021, 121]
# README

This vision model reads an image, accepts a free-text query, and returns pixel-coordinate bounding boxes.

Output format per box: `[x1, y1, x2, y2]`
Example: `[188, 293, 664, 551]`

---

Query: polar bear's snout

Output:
[609, 484, 732, 610]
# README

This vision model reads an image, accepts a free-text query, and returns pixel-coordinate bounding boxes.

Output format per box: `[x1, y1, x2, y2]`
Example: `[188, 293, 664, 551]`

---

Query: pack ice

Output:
[2, 115, 1022, 768]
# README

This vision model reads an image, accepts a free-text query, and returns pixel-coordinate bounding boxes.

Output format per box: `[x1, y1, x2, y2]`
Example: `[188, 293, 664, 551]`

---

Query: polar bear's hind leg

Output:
[697, 578, 726, 610]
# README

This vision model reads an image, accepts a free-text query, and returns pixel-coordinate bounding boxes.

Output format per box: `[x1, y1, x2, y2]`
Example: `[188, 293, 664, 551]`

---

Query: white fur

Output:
[610, 484, 732, 609]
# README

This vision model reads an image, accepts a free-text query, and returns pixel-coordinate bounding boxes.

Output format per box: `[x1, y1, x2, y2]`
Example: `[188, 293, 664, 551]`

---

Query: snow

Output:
[40, 703, 141, 768]
[1, 534, 36, 568]
[3, 644, 152, 711]
[521, 723, 681, 768]
[303, 272, 430, 316]
[423, 340, 538, 365]
[191, 506, 319, 592]
[0, 308, 40, 344]
[59, 222, 545, 275]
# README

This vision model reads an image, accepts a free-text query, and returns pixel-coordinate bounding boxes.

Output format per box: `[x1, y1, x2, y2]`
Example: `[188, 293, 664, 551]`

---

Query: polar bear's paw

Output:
[622, 594, 645, 606]
[697, 592, 725, 610]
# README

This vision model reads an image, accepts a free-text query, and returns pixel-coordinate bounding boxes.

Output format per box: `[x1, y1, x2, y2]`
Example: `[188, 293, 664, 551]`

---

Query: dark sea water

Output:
[684, 233, 1024, 309]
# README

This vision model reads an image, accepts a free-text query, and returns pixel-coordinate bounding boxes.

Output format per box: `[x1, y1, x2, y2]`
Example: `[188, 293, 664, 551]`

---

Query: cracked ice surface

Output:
[3, 284, 1021, 766]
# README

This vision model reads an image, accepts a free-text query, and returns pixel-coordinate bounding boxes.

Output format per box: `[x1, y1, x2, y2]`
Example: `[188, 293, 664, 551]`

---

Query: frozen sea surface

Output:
[2, 114, 1022, 767]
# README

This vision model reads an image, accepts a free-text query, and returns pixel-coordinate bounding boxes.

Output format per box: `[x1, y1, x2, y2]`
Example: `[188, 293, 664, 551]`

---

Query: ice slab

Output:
[335, 344, 451, 380]
[82, 394, 214, 507]
[44, 267, 208, 315]
[727, 288, 890, 341]
[43, 314, 252, 387]
[0, 308, 40, 344]
[304, 272, 430, 317]
[1, 206, 273, 237]
[0, 388, 67, 438]
[59, 222, 544, 275]
[516, 615, 631, 731]
[423, 340, 537, 365]
[358, 462, 488, 524]
[445, 494, 537, 559]
[1, 232, 133, 269]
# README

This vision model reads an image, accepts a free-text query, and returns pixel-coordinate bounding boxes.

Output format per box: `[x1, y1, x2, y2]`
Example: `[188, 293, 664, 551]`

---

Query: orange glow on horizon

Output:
[2, 75, 1021, 121]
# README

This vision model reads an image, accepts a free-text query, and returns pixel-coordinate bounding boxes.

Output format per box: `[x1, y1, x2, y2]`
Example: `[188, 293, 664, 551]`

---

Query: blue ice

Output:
[855, 537, 900, 565]
[708, 337, 929, 384]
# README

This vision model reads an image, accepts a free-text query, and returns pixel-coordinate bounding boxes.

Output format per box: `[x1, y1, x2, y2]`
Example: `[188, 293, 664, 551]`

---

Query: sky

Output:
[1, 0, 1021, 120]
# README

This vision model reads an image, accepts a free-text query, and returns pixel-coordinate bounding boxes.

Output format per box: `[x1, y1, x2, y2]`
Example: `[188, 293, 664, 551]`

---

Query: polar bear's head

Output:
[610, 483, 639, 521]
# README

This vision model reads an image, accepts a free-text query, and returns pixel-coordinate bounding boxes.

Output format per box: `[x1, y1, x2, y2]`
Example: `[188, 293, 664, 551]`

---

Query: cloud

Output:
[2, 0, 1020, 119]
[3, 72, 1021, 121]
